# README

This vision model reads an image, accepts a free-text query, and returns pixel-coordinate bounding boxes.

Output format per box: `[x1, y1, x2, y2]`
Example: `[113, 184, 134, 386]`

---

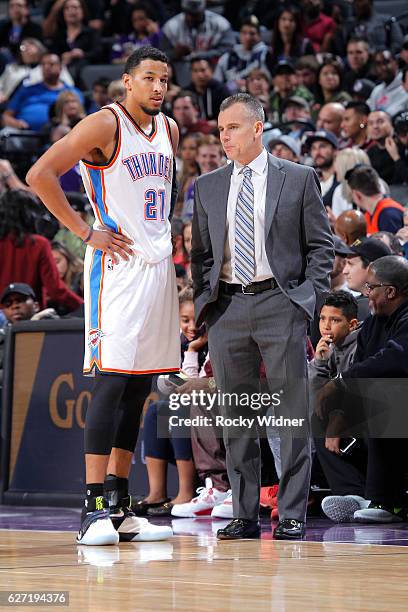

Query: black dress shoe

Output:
[217, 518, 261, 540]
[147, 502, 174, 517]
[132, 498, 170, 516]
[273, 519, 305, 540]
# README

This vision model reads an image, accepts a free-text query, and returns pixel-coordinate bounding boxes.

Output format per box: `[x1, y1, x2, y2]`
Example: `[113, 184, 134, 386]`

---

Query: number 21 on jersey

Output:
[144, 189, 166, 221]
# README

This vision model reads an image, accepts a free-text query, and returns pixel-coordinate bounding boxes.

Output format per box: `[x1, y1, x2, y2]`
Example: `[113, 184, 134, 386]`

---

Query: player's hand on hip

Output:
[88, 228, 134, 261]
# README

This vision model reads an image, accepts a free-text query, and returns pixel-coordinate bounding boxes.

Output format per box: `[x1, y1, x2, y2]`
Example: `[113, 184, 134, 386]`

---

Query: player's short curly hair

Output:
[124, 46, 169, 74]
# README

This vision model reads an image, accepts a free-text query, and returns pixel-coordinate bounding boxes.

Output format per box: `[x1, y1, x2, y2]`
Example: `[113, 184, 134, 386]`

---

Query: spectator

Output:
[48, 0, 102, 85]
[107, 79, 126, 103]
[368, 50, 408, 118]
[316, 256, 408, 523]
[162, 62, 181, 115]
[0, 282, 39, 324]
[343, 37, 376, 94]
[171, 90, 213, 137]
[0, 38, 47, 103]
[188, 57, 230, 122]
[340, 101, 371, 149]
[313, 55, 351, 116]
[346, 165, 404, 234]
[270, 60, 311, 124]
[309, 291, 367, 519]
[245, 68, 272, 120]
[396, 209, 408, 260]
[160, 0, 235, 87]
[85, 77, 110, 114]
[182, 134, 225, 221]
[351, 77, 375, 103]
[175, 263, 188, 291]
[270, 5, 314, 66]
[335, 210, 367, 246]
[110, 4, 161, 64]
[366, 110, 396, 185]
[51, 240, 83, 295]
[51, 89, 85, 128]
[316, 102, 345, 138]
[42, 0, 104, 37]
[332, 147, 372, 219]
[400, 35, 408, 69]
[301, 0, 336, 53]
[330, 236, 356, 292]
[0, 38, 74, 104]
[372, 231, 404, 255]
[343, 236, 391, 320]
[347, 0, 403, 56]
[305, 129, 338, 209]
[0, 0, 42, 61]
[214, 15, 271, 94]
[268, 134, 301, 163]
[176, 133, 199, 206]
[0, 189, 83, 312]
[295, 55, 319, 97]
[3, 53, 82, 132]
[384, 111, 408, 185]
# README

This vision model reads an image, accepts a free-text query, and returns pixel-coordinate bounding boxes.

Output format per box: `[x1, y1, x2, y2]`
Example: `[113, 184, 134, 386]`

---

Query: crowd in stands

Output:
[1, 0, 408, 525]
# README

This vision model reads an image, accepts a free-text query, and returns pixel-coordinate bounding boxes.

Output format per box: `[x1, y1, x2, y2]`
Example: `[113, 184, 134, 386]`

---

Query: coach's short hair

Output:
[370, 256, 408, 297]
[124, 46, 168, 74]
[346, 165, 382, 196]
[219, 93, 265, 123]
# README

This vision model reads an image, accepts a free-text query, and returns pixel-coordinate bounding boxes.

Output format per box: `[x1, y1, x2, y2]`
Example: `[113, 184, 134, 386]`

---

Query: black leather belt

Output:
[220, 278, 278, 295]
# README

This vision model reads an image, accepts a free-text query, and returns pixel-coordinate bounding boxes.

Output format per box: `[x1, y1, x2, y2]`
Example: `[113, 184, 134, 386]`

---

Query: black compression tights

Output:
[84, 374, 153, 455]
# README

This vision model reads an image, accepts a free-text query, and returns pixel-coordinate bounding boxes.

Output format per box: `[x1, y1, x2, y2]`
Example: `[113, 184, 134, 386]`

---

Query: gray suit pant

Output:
[207, 286, 311, 522]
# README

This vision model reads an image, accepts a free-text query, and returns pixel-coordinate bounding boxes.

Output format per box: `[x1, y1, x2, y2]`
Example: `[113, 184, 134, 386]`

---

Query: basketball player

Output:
[26, 47, 180, 545]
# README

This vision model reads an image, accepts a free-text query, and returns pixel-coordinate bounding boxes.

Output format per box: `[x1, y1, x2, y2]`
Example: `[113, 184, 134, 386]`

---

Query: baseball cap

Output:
[393, 111, 408, 134]
[352, 78, 375, 100]
[268, 134, 301, 158]
[0, 283, 36, 304]
[273, 60, 295, 76]
[333, 235, 351, 257]
[283, 96, 310, 111]
[305, 129, 338, 149]
[345, 237, 391, 262]
[181, 0, 205, 13]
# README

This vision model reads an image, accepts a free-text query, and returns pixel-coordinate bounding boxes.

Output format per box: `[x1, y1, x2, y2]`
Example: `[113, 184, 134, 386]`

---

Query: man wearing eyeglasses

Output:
[316, 255, 408, 523]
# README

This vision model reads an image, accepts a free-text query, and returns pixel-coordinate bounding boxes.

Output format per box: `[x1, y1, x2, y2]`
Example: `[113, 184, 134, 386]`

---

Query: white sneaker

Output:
[321, 495, 370, 523]
[76, 498, 119, 546]
[113, 514, 173, 542]
[211, 490, 233, 519]
[171, 478, 230, 518]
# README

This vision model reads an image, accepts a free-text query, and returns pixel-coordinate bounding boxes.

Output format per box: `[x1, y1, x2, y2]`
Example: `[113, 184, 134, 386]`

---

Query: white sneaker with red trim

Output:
[171, 479, 230, 518]
[211, 490, 233, 519]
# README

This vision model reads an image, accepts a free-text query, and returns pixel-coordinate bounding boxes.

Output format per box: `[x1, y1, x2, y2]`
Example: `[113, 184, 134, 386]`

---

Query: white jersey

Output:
[80, 102, 174, 264]
[80, 103, 180, 376]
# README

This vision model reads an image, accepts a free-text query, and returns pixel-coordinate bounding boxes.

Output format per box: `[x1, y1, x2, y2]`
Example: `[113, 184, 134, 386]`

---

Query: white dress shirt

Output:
[220, 148, 274, 283]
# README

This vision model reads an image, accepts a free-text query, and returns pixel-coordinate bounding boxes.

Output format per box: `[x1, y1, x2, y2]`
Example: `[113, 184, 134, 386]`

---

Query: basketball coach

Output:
[191, 93, 334, 540]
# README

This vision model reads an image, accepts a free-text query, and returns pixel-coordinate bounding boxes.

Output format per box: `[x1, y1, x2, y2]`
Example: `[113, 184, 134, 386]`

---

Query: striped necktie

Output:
[235, 166, 255, 285]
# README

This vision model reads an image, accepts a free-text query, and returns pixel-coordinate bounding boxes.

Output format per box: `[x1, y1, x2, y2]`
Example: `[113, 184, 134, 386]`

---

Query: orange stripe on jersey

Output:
[163, 114, 173, 152]
[85, 166, 104, 226]
[97, 252, 106, 366]
[88, 366, 180, 375]
[82, 106, 122, 169]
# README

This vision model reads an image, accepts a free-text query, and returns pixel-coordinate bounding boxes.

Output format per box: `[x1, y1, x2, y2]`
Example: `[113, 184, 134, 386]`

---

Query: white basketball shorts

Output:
[83, 249, 180, 375]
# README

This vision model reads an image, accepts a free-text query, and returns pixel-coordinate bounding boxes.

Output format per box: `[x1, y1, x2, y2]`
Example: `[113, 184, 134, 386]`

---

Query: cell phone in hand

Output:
[168, 373, 187, 387]
[339, 437, 357, 455]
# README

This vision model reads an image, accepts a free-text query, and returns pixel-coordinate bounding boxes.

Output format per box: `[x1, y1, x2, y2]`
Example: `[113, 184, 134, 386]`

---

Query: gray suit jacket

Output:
[191, 153, 334, 326]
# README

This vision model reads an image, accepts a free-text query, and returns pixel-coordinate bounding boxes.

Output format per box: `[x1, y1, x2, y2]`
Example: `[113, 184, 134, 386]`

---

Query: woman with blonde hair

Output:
[53, 89, 85, 127]
[331, 147, 389, 219]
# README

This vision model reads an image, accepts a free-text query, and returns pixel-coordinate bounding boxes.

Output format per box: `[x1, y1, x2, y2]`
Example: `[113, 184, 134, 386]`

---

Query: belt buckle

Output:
[242, 284, 255, 295]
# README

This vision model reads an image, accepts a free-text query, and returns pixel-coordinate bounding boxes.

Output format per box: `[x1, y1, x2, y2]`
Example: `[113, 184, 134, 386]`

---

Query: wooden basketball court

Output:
[1, 523, 408, 611]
